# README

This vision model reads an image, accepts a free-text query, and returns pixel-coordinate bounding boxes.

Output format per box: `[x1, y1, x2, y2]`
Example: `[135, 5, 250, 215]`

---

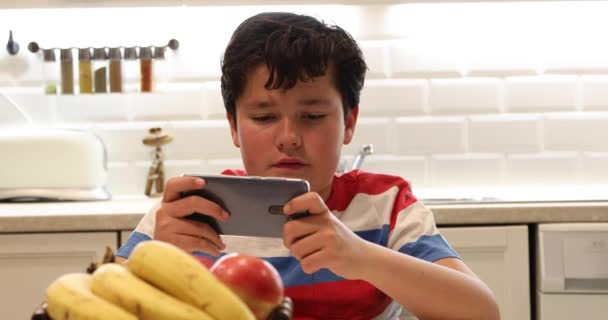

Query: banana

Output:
[45, 273, 136, 320]
[127, 240, 255, 320]
[91, 263, 214, 320]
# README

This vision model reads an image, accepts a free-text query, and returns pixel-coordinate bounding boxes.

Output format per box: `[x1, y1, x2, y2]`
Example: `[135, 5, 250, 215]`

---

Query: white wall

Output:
[1, 1, 608, 198]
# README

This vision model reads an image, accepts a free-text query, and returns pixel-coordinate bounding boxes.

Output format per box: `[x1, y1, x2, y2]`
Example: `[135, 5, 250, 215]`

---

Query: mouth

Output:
[273, 158, 307, 170]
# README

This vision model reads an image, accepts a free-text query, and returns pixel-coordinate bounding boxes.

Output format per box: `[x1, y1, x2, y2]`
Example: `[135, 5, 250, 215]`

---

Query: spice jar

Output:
[109, 47, 123, 93]
[60, 48, 74, 94]
[92, 47, 108, 93]
[78, 48, 92, 94]
[153, 46, 168, 92]
[140, 46, 153, 93]
[41, 49, 58, 95]
[123, 47, 139, 93]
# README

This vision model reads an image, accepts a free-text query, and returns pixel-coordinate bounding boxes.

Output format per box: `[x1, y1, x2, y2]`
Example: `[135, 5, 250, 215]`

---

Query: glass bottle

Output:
[60, 48, 74, 94]
[92, 47, 108, 93]
[139, 46, 153, 93]
[78, 48, 92, 94]
[153, 46, 168, 92]
[123, 47, 139, 93]
[41, 49, 58, 95]
[109, 47, 123, 93]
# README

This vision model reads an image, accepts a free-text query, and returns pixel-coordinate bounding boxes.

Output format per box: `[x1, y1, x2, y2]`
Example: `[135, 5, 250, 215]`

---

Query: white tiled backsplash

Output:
[1, 2, 608, 198]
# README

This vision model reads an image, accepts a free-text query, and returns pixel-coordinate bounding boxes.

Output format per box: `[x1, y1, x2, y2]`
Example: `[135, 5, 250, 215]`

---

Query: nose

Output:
[275, 118, 302, 152]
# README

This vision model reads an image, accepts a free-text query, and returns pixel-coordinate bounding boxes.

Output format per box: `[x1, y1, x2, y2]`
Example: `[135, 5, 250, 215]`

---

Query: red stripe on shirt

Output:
[286, 279, 393, 320]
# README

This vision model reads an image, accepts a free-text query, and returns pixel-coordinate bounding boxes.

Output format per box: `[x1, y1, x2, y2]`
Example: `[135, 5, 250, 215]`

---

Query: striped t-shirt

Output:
[117, 169, 458, 319]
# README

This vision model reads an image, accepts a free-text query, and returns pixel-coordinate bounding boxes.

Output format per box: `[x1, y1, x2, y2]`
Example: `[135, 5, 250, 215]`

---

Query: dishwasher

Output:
[536, 223, 608, 320]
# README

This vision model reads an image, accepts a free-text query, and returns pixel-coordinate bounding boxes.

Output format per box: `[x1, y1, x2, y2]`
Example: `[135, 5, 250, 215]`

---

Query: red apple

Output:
[192, 254, 215, 269]
[210, 253, 284, 320]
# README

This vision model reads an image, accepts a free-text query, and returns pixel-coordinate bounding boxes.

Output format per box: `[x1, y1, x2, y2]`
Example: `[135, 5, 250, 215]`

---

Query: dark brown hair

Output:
[221, 12, 367, 122]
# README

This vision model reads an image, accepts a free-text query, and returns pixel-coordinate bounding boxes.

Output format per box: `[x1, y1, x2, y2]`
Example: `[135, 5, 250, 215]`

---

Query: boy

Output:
[117, 12, 499, 320]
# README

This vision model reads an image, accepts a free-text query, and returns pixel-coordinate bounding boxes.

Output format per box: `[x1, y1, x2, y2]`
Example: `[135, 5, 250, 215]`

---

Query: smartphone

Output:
[180, 174, 310, 238]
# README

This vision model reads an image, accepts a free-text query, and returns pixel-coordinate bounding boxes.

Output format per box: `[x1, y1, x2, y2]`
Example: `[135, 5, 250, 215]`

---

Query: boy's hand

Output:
[282, 192, 367, 279]
[154, 176, 229, 256]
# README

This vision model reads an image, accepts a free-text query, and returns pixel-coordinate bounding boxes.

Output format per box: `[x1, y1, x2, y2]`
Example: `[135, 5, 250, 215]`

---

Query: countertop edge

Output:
[433, 202, 608, 225]
[1, 200, 608, 233]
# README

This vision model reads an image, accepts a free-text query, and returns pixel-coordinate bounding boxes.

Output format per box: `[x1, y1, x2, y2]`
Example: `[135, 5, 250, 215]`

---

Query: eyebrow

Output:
[243, 101, 272, 109]
[243, 98, 333, 109]
[298, 98, 333, 107]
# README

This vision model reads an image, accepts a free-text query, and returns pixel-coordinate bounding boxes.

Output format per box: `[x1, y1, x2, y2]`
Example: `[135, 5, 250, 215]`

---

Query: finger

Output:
[180, 236, 223, 256]
[282, 216, 323, 248]
[299, 249, 326, 274]
[173, 234, 223, 256]
[162, 176, 206, 202]
[282, 192, 326, 216]
[155, 216, 225, 251]
[289, 231, 323, 261]
[166, 217, 226, 250]
[160, 195, 229, 221]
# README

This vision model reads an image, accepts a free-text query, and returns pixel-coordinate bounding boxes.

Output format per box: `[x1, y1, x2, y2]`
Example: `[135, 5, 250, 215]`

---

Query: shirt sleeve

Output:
[387, 182, 459, 263]
[116, 201, 159, 258]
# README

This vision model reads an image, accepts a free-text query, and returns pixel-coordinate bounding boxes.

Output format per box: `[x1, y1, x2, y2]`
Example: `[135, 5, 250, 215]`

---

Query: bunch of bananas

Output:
[34, 240, 292, 320]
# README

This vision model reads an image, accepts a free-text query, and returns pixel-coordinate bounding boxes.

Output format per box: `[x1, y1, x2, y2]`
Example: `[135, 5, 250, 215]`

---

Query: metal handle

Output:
[6, 30, 19, 55]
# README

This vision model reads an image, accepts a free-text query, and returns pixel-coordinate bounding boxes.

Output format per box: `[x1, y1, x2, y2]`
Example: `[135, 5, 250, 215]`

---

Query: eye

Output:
[251, 114, 276, 122]
[303, 113, 326, 120]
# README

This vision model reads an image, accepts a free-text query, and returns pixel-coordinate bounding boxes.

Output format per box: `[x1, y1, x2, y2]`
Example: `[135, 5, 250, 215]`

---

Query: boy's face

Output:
[227, 65, 357, 200]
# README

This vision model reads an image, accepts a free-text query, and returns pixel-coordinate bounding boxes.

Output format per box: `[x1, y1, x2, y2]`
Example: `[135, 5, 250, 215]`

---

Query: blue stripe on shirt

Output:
[398, 234, 460, 262]
[116, 229, 458, 287]
[116, 231, 152, 258]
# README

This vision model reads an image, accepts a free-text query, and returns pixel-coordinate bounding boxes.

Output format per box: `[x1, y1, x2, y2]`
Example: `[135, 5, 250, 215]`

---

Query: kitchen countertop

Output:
[1, 198, 608, 233]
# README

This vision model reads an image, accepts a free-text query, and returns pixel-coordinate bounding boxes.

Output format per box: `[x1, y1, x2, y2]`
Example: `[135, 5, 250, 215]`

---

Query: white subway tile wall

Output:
[581, 76, 608, 110]
[359, 79, 427, 116]
[429, 78, 500, 115]
[395, 117, 467, 155]
[93, 122, 167, 162]
[107, 162, 139, 196]
[429, 154, 504, 187]
[0, 87, 55, 125]
[506, 152, 581, 185]
[468, 114, 541, 153]
[130, 87, 205, 121]
[462, 41, 539, 77]
[57, 94, 130, 123]
[543, 113, 608, 152]
[581, 153, 608, 185]
[364, 155, 429, 188]
[388, 39, 462, 78]
[359, 41, 388, 79]
[164, 120, 240, 160]
[343, 118, 393, 156]
[2, 2, 608, 197]
[505, 76, 578, 112]
[202, 81, 225, 119]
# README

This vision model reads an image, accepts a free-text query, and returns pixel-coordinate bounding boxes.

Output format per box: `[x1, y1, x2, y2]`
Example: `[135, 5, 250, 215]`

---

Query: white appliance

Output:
[0, 129, 110, 201]
[536, 223, 608, 320]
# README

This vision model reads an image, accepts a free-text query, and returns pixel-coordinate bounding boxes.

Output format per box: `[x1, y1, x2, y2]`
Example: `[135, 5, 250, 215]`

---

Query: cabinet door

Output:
[120, 230, 134, 246]
[439, 225, 530, 320]
[0, 232, 117, 320]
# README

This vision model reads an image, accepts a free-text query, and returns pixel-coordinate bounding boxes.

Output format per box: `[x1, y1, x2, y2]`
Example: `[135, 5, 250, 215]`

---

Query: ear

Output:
[343, 107, 358, 145]
[226, 112, 240, 148]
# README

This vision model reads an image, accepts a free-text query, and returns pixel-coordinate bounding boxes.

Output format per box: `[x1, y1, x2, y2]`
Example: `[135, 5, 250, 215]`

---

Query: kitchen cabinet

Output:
[439, 225, 530, 320]
[121, 230, 133, 246]
[0, 232, 117, 320]
[400, 225, 530, 320]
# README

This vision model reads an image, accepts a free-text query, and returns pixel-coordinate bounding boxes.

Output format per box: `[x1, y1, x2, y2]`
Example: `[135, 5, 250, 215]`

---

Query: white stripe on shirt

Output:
[388, 201, 440, 251]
